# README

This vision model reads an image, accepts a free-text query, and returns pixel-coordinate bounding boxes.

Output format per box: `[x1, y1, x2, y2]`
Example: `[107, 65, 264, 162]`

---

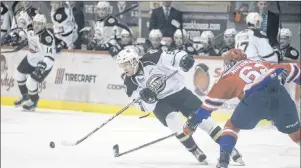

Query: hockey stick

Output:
[276, 2, 282, 29]
[61, 70, 178, 146]
[113, 133, 176, 157]
[114, 3, 139, 18]
[1, 40, 27, 54]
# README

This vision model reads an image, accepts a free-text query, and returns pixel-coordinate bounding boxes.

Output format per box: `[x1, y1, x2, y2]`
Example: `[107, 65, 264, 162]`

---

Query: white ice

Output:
[1, 106, 300, 168]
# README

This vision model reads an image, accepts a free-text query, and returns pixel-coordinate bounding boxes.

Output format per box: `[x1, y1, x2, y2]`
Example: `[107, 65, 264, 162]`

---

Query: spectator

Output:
[149, 1, 182, 38]
[234, 3, 250, 31]
[255, 1, 279, 47]
[71, 1, 85, 49]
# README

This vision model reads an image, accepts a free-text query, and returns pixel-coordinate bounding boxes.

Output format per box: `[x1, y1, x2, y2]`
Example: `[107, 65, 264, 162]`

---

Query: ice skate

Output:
[216, 151, 230, 168]
[231, 148, 245, 165]
[14, 94, 29, 107]
[191, 147, 208, 165]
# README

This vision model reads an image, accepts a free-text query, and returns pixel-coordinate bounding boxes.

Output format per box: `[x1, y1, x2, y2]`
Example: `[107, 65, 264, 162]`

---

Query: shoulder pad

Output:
[251, 29, 267, 38]
[141, 49, 162, 65]
[40, 29, 54, 46]
[289, 47, 299, 57]
[1, 3, 8, 15]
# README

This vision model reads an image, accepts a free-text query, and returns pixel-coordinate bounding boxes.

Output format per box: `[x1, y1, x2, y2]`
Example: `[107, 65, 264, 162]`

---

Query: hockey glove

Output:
[179, 54, 195, 72]
[139, 88, 158, 104]
[108, 44, 123, 57]
[278, 69, 289, 85]
[1, 34, 12, 45]
[31, 62, 47, 82]
[10, 32, 21, 46]
[183, 112, 200, 135]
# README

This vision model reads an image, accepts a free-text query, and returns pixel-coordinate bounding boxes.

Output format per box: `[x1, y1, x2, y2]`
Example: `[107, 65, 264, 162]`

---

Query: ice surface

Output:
[1, 106, 300, 168]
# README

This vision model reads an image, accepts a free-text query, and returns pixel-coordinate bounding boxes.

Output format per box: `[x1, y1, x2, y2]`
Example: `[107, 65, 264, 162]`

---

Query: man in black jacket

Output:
[256, 1, 279, 47]
[149, 2, 182, 38]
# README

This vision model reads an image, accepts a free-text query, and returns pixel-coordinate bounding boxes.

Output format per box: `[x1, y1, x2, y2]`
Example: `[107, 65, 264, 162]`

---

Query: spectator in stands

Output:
[255, 1, 279, 47]
[71, 1, 85, 49]
[149, 1, 182, 38]
[278, 28, 299, 61]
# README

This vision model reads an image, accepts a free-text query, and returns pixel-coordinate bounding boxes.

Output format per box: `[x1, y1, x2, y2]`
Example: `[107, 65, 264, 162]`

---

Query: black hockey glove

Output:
[1, 34, 12, 45]
[179, 54, 195, 72]
[56, 41, 67, 53]
[185, 44, 196, 55]
[10, 32, 21, 46]
[31, 62, 47, 82]
[139, 88, 158, 104]
[108, 44, 122, 57]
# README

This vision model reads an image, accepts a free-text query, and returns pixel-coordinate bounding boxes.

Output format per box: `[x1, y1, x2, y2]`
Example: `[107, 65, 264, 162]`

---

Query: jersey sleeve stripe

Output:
[45, 55, 54, 61]
[202, 102, 220, 111]
[205, 99, 224, 106]
[287, 64, 300, 83]
[204, 96, 227, 103]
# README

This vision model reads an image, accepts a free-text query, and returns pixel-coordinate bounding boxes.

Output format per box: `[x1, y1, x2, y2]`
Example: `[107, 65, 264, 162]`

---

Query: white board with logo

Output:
[1, 48, 299, 114]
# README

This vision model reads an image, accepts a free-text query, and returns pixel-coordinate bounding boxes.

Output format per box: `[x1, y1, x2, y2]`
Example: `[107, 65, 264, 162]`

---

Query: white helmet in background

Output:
[33, 14, 47, 34]
[192, 36, 204, 52]
[149, 29, 163, 48]
[116, 48, 140, 76]
[200, 31, 215, 49]
[246, 12, 263, 29]
[173, 29, 188, 47]
[120, 29, 133, 45]
[279, 28, 292, 49]
[224, 28, 236, 47]
[21, 1, 32, 10]
[95, 1, 111, 19]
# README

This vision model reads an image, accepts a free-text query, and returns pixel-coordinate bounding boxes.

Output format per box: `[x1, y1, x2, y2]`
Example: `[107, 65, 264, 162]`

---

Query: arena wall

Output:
[1, 47, 299, 123]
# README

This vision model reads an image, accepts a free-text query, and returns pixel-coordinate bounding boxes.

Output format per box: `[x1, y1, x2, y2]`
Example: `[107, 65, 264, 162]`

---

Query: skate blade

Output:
[22, 108, 36, 112]
[199, 160, 209, 165]
[232, 158, 245, 166]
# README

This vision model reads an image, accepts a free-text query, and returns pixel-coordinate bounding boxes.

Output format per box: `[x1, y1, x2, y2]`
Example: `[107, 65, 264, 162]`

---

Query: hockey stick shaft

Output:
[1, 40, 27, 54]
[62, 70, 178, 146]
[114, 133, 176, 157]
[114, 4, 138, 17]
[62, 98, 140, 146]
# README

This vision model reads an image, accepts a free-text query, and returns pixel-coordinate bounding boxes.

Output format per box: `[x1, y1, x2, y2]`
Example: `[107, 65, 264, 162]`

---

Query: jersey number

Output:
[236, 42, 249, 52]
[239, 64, 267, 83]
[47, 47, 53, 54]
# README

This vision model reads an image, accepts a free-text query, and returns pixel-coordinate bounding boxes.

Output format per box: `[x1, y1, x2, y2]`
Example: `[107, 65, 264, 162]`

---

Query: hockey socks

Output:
[219, 135, 237, 153]
[17, 80, 28, 95]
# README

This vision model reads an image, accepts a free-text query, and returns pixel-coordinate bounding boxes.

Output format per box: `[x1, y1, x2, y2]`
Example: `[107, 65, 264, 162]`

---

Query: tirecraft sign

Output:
[55, 68, 97, 84]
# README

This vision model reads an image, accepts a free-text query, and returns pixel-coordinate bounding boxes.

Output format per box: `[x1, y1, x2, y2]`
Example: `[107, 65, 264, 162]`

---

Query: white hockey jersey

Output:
[11, 7, 37, 30]
[93, 17, 120, 44]
[19, 25, 56, 70]
[235, 28, 278, 63]
[1, 3, 10, 37]
[124, 50, 187, 111]
[51, 4, 78, 47]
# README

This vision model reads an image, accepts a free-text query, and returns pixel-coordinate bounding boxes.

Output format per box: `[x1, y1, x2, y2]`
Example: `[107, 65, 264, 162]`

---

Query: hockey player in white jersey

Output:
[9, 14, 56, 111]
[219, 28, 236, 56]
[116, 48, 244, 165]
[278, 28, 299, 61]
[172, 29, 196, 55]
[235, 12, 279, 63]
[87, 1, 121, 50]
[50, 1, 78, 51]
[11, 1, 38, 30]
[195, 31, 220, 56]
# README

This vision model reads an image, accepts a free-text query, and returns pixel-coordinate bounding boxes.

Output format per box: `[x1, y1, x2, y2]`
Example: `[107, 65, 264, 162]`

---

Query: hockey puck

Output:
[49, 141, 55, 148]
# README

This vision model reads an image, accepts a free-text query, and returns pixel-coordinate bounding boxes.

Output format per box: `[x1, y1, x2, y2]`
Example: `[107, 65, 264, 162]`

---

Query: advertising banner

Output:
[1, 49, 299, 115]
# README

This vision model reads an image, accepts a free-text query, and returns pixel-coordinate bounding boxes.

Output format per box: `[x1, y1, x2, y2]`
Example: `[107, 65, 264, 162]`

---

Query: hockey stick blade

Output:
[61, 140, 76, 146]
[113, 133, 176, 158]
[113, 144, 120, 157]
